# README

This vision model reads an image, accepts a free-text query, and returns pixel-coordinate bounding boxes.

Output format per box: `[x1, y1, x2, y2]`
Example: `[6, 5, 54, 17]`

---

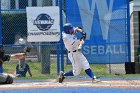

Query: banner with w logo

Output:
[66, 0, 130, 64]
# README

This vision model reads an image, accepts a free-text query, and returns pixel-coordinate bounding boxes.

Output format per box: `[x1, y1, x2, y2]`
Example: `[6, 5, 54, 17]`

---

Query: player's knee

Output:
[5, 75, 13, 84]
[73, 70, 81, 76]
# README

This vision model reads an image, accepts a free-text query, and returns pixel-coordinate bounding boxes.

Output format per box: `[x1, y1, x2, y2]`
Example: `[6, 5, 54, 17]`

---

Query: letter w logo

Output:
[77, 0, 114, 40]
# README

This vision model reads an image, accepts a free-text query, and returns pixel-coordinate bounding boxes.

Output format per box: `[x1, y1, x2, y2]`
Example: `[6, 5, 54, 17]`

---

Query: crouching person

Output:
[0, 45, 26, 84]
[0, 73, 14, 84]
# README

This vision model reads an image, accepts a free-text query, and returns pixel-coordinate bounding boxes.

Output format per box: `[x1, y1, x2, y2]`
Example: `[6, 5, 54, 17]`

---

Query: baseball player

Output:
[0, 73, 14, 84]
[59, 23, 99, 83]
[0, 45, 32, 84]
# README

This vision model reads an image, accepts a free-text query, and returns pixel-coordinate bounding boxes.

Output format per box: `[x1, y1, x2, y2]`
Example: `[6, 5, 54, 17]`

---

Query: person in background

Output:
[14, 57, 32, 77]
[0, 45, 26, 84]
[0, 45, 26, 73]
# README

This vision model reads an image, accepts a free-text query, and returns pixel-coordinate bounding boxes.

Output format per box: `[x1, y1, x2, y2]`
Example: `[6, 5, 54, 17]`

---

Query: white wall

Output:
[1, 0, 44, 10]
[1, 0, 10, 10]
[134, 0, 140, 11]
[130, 1, 135, 62]
[37, 0, 43, 6]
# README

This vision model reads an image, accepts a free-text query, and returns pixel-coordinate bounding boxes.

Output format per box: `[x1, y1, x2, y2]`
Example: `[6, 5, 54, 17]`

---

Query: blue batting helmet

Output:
[63, 23, 74, 34]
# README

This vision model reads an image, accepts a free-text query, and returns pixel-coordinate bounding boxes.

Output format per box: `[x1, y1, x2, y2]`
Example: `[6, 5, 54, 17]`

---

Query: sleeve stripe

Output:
[72, 41, 75, 45]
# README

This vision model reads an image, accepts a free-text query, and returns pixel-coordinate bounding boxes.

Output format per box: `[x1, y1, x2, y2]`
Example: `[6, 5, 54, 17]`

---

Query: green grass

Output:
[3, 60, 57, 80]
[3, 59, 140, 80]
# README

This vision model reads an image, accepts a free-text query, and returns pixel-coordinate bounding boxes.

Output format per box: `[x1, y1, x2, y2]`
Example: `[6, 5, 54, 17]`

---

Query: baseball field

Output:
[1, 60, 140, 93]
[0, 77, 140, 93]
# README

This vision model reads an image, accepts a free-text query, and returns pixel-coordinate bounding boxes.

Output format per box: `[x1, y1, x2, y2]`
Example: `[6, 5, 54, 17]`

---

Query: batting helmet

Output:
[63, 23, 74, 34]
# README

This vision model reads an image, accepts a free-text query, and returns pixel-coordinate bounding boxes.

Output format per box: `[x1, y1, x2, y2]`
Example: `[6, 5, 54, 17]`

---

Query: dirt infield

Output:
[0, 79, 140, 90]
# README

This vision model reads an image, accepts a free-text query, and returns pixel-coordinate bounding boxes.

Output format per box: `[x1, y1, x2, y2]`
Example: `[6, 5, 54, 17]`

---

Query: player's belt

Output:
[68, 50, 77, 53]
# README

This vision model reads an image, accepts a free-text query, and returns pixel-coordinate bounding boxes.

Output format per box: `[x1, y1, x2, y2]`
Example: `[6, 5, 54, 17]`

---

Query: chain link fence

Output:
[1, 0, 62, 80]
[63, 0, 132, 77]
[0, 0, 138, 81]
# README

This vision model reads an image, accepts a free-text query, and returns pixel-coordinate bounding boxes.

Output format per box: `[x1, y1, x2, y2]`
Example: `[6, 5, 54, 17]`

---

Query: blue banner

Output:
[66, 0, 130, 64]
[0, 0, 1, 44]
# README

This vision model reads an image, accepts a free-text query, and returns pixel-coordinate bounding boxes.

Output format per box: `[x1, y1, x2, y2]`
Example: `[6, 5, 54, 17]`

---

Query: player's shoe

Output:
[58, 71, 65, 83]
[92, 76, 100, 83]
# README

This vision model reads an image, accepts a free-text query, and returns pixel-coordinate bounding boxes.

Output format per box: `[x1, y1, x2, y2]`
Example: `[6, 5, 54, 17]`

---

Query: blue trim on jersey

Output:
[0, 66, 3, 73]
[0, 0, 2, 44]
[71, 41, 75, 45]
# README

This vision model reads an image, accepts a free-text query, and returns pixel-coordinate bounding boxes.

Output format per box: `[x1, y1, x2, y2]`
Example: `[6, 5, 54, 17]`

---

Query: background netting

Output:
[0, 0, 139, 82]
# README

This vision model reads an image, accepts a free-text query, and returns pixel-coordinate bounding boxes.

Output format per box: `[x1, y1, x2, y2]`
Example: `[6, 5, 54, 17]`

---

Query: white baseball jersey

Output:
[62, 32, 90, 76]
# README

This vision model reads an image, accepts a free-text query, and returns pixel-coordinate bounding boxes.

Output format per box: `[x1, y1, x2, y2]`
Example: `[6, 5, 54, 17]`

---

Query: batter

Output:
[59, 23, 98, 83]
